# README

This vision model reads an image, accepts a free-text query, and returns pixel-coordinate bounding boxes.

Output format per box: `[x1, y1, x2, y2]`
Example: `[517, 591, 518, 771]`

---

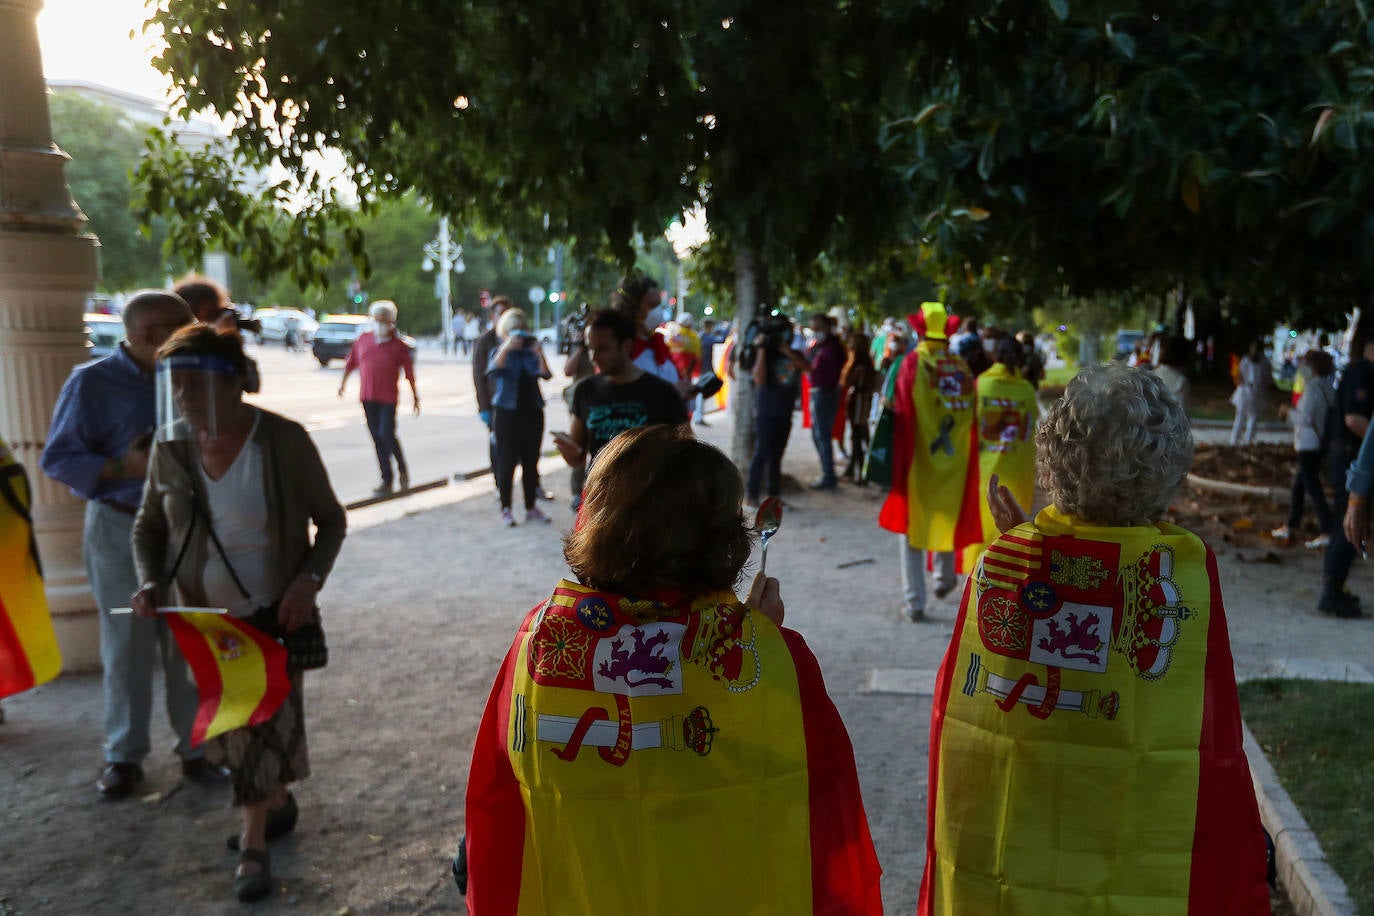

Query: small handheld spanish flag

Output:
[165, 612, 290, 745]
[0, 438, 61, 700]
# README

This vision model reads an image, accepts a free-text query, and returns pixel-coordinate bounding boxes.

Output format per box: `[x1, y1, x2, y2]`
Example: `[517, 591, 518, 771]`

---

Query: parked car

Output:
[312, 314, 371, 366]
[84, 313, 125, 360]
[253, 307, 319, 344]
[1113, 329, 1146, 361]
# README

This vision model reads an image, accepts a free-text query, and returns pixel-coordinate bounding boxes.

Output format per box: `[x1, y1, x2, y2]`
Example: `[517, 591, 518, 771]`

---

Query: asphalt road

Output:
[243, 340, 571, 506]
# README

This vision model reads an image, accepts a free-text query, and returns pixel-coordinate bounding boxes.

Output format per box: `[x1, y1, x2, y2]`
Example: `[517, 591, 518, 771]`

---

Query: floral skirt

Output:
[207, 671, 309, 807]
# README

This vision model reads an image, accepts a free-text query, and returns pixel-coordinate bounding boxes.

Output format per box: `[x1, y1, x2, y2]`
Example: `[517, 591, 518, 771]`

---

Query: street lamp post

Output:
[422, 216, 465, 353]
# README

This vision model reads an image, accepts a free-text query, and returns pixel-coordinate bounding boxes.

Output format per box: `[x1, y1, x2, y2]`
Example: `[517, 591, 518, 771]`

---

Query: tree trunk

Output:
[730, 246, 758, 470]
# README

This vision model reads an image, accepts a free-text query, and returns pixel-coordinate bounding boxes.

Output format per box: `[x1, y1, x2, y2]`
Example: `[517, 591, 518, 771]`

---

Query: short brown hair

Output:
[156, 323, 249, 377]
[564, 425, 753, 597]
[173, 273, 229, 322]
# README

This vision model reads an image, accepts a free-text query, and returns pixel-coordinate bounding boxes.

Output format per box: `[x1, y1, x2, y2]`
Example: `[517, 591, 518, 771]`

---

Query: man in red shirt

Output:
[338, 300, 421, 495]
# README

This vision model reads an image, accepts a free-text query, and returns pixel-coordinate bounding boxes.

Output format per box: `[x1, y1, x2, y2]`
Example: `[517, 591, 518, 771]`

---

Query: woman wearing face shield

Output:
[129, 325, 346, 903]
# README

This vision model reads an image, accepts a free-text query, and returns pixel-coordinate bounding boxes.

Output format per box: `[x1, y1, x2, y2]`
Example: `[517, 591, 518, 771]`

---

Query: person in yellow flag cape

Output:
[879, 302, 983, 622]
[920, 365, 1270, 916]
[0, 435, 61, 701]
[960, 336, 1038, 571]
[464, 425, 882, 915]
[131, 324, 346, 904]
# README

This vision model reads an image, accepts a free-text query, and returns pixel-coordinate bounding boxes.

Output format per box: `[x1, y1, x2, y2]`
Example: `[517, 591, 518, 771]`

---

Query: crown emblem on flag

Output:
[682, 706, 718, 756]
[1112, 545, 1194, 681]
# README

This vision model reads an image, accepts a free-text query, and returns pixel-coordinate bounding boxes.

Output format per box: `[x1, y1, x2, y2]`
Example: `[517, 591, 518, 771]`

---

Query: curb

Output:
[1186, 472, 1290, 505]
[1243, 723, 1357, 915]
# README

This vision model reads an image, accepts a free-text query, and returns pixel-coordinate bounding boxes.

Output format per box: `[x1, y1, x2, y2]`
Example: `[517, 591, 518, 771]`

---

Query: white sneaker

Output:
[1270, 526, 1291, 540]
[1304, 534, 1330, 549]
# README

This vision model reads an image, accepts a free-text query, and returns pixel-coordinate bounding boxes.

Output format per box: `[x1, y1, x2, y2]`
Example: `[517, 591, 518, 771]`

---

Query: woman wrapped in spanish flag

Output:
[464, 424, 882, 914]
[921, 364, 1270, 915]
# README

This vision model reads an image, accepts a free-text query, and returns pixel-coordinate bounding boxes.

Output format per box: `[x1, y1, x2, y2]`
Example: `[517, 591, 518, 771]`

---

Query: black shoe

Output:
[809, 479, 837, 491]
[902, 608, 927, 623]
[233, 848, 273, 903]
[181, 757, 230, 784]
[933, 582, 956, 600]
[227, 793, 298, 850]
[1317, 590, 1363, 618]
[96, 762, 144, 799]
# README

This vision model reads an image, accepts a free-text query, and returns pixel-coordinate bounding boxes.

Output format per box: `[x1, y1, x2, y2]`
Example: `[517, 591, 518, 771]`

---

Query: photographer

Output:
[486, 308, 553, 526]
[560, 305, 595, 506]
[744, 315, 810, 508]
[174, 275, 261, 394]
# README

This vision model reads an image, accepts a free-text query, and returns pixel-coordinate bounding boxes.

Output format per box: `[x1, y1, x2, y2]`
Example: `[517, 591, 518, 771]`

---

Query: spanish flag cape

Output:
[466, 579, 882, 915]
[878, 340, 982, 552]
[0, 438, 61, 699]
[961, 364, 1038, 570]
[920, 507, 1270, 915]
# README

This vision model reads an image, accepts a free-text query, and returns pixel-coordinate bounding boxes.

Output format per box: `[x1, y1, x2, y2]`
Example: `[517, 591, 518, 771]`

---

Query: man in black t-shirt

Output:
[1321, 325, 1374, 617]
[554, 310, 688, 495]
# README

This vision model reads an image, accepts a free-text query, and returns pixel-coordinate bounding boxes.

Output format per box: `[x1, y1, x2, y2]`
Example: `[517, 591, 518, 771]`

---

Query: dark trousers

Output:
[1325, 441, 1357, 587]
[494, 406, 544, 510]
[747, 412, 793, 502]
[809, 386, 840, 485]
[846, 392, 870, 478]
[1287, 450, 1335, 533]
[362, 400, 407, 486]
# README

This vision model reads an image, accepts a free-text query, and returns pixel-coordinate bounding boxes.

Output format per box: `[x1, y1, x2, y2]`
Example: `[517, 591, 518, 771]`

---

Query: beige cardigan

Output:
[133, 408, 346, 607]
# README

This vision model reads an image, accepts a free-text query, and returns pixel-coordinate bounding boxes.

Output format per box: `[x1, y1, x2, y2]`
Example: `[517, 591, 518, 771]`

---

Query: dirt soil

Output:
[1191, 443, 1300, 493]
[0, 422, 1340, 915]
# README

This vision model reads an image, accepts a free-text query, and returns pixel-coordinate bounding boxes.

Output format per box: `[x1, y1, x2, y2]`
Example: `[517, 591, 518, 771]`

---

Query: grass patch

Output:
[1239, 679, 1374, 914]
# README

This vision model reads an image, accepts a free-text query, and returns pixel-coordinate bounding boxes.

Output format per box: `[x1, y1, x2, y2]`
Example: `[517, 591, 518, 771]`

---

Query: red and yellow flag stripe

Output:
[165, 612, 290, 745]
[0, 440, 60, 700]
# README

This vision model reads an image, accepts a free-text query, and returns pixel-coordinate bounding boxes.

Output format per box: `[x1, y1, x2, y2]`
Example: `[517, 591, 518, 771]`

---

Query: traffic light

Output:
[352, 291, 368, 309]
[548, 290, 560, 303]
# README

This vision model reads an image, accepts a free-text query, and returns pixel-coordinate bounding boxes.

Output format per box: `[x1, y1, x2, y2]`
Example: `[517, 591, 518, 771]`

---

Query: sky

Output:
[37, 0, 170, 101]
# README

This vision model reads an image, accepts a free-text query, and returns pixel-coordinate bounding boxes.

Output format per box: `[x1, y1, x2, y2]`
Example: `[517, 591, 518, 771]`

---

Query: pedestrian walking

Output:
[744, 317, 810, 509]
[961, 335, 1038, 569]
[130, 324, 346, 903]
[450, 311, 466, 356]
[553, 309, 688, 500]
[486, 308, 553, 526]
[878, 302, 980, 622]
[805, 312, 847, 490]
[1319, 317, 1374, 617]
[337, 300, 420, 495]
[473, 296, 511, 490]
[461, 310, 479, 356]
[696, 318, 724, 425]
[40, 290, 225, 798]
[1229, 340, 1269, 445]
[1273, 349, 1336, 548]
[922, 364, 1270, 915]
[840, 329, 878, 484]
[464, 425, 882, 914]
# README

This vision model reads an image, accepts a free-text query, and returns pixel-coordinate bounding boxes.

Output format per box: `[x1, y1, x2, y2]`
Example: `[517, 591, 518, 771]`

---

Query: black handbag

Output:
[168, 473, 329, 671]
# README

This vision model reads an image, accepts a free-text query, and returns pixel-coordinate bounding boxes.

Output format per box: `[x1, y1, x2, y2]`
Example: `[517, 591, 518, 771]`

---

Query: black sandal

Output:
[233, 847, 272, 902]
[226, 793, 298, 850]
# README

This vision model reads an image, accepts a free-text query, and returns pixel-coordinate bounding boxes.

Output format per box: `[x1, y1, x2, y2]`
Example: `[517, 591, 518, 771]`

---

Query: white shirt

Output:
[198, 411, 273, 617]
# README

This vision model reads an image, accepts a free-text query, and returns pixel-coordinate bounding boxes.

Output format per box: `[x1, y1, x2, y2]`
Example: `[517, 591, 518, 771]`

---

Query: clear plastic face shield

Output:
[155, 353, 241, 442]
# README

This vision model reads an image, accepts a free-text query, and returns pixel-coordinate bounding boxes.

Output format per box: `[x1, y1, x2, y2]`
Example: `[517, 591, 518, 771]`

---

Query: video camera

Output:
[559, 302, 590, 355]
[738, 311, 794, 372]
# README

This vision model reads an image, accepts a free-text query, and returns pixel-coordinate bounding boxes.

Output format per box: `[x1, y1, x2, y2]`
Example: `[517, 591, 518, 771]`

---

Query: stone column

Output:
[0, 0, 102, 670]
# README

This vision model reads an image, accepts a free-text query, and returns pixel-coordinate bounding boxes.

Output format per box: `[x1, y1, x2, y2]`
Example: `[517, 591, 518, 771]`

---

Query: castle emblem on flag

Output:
[971, 534, 1195, 719]
[213, 630, 243, 662]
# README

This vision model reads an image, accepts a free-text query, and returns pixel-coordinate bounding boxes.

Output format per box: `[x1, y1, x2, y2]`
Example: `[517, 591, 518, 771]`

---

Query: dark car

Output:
[312, 315, 371, 366]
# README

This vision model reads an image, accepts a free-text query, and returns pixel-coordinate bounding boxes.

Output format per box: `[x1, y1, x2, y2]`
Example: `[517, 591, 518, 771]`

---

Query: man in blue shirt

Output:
[41, 290, 226, 798]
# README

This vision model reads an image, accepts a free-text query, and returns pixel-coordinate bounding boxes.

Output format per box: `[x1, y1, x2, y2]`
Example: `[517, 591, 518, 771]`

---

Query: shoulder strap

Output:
[165, 459, 252, 601]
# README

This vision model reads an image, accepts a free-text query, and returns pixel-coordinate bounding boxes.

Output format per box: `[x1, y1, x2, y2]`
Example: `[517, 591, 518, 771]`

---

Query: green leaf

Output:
[1049, 0, 1070, 22]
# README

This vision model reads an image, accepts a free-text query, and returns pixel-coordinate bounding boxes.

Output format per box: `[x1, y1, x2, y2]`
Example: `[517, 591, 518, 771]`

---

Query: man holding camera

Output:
[41, 290, 226, 797]
[553, 310, 688, 492]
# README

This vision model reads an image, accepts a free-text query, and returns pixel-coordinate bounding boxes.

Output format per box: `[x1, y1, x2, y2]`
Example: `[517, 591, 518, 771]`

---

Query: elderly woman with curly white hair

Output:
[918, 364, 1271, 916]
